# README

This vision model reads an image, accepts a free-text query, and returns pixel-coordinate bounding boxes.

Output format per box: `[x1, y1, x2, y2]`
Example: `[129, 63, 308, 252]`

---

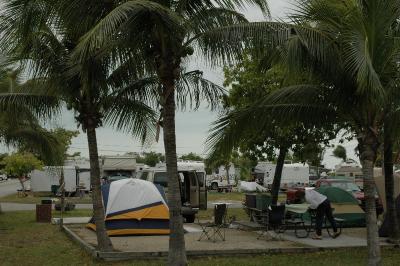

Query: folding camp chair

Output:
[198, 204, 227, 242]
[255, 205, 286, 240]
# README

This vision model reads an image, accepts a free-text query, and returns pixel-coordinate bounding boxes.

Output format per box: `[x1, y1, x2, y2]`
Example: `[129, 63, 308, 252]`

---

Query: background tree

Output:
[2, 152, 43, 196]
[136, 152, 165, 167]
[205, 154, 234, 185]
[292, 143, 325, 167]
[209, 54, 336, 204]
[179, 153, 203, 161]
[333, 145, 347, 162]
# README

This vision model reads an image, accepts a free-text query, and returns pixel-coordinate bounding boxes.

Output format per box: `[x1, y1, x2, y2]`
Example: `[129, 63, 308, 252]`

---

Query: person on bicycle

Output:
[302, 188, 340, 239]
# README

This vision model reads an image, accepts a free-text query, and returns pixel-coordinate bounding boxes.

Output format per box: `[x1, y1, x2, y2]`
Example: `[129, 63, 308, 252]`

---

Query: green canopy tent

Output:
[315, 187, 365, 227]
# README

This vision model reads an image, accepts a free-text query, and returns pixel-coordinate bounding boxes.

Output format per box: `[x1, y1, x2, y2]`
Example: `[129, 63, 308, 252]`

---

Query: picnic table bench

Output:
[243, 203, 345, 238]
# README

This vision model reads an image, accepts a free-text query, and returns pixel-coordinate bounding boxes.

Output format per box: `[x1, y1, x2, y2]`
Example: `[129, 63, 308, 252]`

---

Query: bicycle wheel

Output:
[326, 222, 342, 237]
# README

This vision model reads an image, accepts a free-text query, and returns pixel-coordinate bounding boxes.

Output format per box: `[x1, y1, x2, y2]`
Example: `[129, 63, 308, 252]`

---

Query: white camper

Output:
[31, 166, 91, 193]
[102, 156, 136, 177]
[256, 162, 309, 188]
[207, 163, 236, 190]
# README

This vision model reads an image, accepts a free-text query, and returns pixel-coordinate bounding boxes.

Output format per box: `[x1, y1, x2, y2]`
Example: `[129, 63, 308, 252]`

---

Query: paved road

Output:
[0, 179, 242, 211]
[0, 179, 21, 197]
[0, 202, 242, 212]
[0, 202, 93, 212]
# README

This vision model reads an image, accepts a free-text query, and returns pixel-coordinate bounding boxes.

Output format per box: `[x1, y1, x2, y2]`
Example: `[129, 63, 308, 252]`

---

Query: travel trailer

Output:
[102, 155, 136, 177]
[207, 163, 237, 190]
[255, 162, 309, 188]
[30, 166, 90, 193]
[334, 160, 363, 179]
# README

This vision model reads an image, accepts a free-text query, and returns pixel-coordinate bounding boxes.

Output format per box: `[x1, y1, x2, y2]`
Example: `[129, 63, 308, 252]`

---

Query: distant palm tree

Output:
[0, 66, 60, 163]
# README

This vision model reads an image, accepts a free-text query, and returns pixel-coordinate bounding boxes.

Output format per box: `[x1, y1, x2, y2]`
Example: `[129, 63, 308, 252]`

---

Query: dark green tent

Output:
[315, 187, 365, 227]
[316, 186, 359, 204]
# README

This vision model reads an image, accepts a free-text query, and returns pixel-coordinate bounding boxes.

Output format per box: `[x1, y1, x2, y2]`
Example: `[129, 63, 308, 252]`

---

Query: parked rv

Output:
[207, 163, 237, 191]
[102, 155, 136, 177]
[255, 162, 309, 189]
[136, 166, 207, 223]
[30, 166, 90, 193]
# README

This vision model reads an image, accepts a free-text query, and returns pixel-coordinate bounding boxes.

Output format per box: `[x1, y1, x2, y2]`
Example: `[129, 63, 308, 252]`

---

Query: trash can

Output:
[51, 185, 60, 195]
[245, 194, 257, 208]
[36, 200, 52, 223]
[256, 193, 272, 211]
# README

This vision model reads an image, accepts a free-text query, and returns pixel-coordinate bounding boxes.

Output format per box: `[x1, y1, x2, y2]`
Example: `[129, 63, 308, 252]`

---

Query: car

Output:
[0, 174, 8, 181]
[315, 179, 384, 215]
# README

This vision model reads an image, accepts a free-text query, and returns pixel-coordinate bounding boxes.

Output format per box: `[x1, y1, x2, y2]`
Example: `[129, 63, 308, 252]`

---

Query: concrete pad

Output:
[183, 225, 202, 233]
[52, 217, 91, 225]
[68, 224, 301, 254]
[281, 230, 390, 248]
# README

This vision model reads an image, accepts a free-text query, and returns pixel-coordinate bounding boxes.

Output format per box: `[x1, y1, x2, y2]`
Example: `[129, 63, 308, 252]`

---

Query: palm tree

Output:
[0, 1, 158, 251]
[209, 1, 400, 264]
[70, 1, 271, 263]
[382, 85, 400, 242]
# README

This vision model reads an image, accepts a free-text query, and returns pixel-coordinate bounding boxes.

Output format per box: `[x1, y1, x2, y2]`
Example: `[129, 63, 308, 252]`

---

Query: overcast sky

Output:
[1, 0, 358, 169]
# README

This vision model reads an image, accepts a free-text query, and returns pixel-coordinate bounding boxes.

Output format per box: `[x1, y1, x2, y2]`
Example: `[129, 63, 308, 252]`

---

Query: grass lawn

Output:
[198, 208, 248, 221]
[207, 191, 245, 202]
[0, 192, 93, 204]
[1, 211, 400, 265]
[52, 209, 93, 218]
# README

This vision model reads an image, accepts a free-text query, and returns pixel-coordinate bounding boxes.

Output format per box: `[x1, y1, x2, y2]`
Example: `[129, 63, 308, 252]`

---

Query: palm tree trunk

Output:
[226, 164, 230, 185]
[384, 123, 400, 241]
[86, 124, 113, 252]
[18, 176, 26, 197]
[271, 147, 287, 205]
[359, 131, 381, 266]
[59, 168, 65, 228]
[162, 84, 187, 266]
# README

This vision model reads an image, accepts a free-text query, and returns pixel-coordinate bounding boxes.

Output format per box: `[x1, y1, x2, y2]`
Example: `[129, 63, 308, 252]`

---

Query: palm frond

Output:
[103, 97, 157, 145]
[176, 70, 226, 111]
[73, 0, 182, 61]
[194, 22, 291, 65]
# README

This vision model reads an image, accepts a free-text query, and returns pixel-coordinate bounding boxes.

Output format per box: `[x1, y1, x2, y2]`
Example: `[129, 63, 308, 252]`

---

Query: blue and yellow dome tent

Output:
[87, 178, 170, 236]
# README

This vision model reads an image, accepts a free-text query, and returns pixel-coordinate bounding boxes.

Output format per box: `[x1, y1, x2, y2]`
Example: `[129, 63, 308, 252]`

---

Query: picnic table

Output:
[285, 203, 344, 238]
[285, 203, 310, 214]
[285, 203, 311, 238]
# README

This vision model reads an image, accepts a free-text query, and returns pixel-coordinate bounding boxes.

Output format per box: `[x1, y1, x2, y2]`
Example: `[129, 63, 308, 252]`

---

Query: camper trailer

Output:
[30, 166, 90, 193]
[102, 155, 136, 177]
[255, 162, 309, 188]
[136, 165, 207, 223]
[207, 163, 237, 191]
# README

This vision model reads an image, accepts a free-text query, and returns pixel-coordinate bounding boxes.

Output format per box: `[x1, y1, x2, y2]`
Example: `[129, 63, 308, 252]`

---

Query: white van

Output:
[136, 167, 207, 223]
